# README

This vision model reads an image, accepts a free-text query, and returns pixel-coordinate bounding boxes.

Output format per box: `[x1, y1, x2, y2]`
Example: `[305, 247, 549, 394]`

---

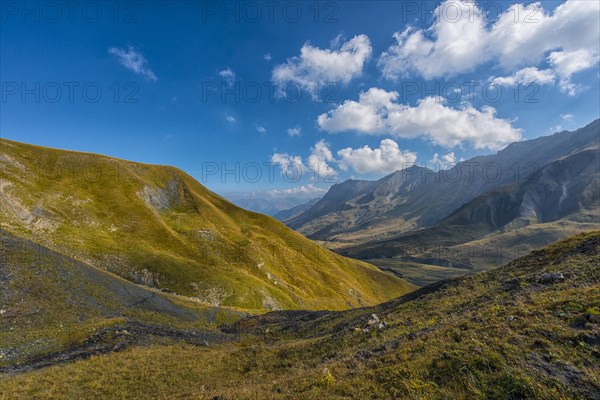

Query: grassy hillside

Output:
[0, 228, 243, 370]
[1, 232, 598, 399]
[0, 138, 414, 311]
[361, 219, 597, 286]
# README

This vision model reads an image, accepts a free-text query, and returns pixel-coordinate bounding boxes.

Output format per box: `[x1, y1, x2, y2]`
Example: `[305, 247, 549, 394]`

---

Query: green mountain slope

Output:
[2, 232, 598, 399]
[0, 138, 414, 311]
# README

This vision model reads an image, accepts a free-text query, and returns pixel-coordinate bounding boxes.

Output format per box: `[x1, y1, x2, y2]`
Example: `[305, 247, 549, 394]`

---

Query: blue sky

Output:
[1, 0, 599, 198]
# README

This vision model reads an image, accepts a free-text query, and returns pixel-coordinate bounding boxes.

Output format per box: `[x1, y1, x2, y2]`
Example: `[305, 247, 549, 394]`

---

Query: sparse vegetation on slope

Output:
[2, 232, 598, 399]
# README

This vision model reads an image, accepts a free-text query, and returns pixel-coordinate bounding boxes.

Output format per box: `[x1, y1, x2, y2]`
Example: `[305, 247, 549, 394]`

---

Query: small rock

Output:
[367, 314, 380, 327]
[360, 314, 388, 334]
[502, 278, 521, 291]
[508, 315, 515, 321]
[540, 272, 564, 284]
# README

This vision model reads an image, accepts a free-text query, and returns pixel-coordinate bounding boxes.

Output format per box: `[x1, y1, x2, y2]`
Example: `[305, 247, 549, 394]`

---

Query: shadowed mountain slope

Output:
[286, 120, 600, 244]
[340, 147, 600, 265]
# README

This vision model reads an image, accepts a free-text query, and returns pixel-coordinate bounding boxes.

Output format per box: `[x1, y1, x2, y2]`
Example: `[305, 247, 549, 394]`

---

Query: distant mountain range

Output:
[273, 197, 321, 221]
[0, 139, 413, 312]
[225, 194, 323, 216]
[282, 119, 600, 276]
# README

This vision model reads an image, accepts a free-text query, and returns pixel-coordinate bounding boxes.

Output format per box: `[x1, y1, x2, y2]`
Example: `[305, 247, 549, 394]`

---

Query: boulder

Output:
[540, 272, 564, 284]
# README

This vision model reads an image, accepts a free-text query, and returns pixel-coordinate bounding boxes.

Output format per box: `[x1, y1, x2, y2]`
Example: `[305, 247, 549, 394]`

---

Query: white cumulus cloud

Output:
[272, 34, 372, 91]
[492, 49, 599, 95]
[317, 88, 522, 150]
[378, 0, 599, 93]
[272, 139, 420, 178]
[337, 139, 417, 174]
[218, 68, 236, 87]
[265, 184, 327, 197]
[560, 113, 574, 122]
[287, 126, 302, 137]
[430, 152, 457, 168]
[548, 49, 600, 95]
[307, 140, 337, 181]
[492, 67, 556, 87]
[271, 153, 307, 178]
[108, 46, 157, 81]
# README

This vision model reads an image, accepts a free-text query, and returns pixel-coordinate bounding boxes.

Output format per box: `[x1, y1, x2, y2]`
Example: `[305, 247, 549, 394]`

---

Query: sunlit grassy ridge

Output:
[0, 138, 414, 311]
[1, 232, 598, 399]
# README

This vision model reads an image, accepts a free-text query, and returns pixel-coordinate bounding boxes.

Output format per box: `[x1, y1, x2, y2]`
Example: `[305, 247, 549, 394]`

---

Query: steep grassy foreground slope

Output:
[2, 233, 598, 399]
[0, 138, 413, 311]
[0, 228, 243, 371]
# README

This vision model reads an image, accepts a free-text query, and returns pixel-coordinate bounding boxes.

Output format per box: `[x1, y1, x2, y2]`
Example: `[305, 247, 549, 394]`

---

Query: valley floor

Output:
[1, 232, 599, 399]
[366, 258, 473, 287]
